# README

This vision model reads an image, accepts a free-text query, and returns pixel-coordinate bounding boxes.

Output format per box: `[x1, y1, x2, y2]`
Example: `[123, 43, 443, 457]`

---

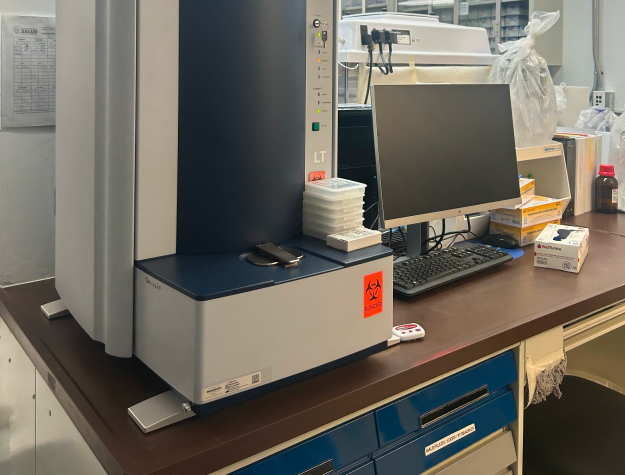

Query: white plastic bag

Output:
[489, 11, 561, 148]
[610, 111, 625, 210]
[554, 82, 567, 126]
[574, 107, 618, 132]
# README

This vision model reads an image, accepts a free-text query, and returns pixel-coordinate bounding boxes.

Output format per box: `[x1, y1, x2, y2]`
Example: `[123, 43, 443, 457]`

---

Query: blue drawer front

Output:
[235, 414, 379, 475]
[376, 351, 517, 446]
[337, 461, 376, 475]
[374, 390, 517, 475]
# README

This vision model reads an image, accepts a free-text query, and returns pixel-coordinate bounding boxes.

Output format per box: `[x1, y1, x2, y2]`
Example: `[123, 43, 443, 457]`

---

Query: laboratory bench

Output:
[3, 211, 625, 475]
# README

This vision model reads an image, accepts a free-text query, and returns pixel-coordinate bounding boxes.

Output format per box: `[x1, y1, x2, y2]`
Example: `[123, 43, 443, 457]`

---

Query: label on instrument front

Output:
[425, 424, 476, 456]
[392, 29, 411, 45]
[202, 371, 262, 402]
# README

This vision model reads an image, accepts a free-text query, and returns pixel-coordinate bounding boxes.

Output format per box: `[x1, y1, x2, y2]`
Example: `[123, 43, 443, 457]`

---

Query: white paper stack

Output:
[302, 178, 366, 240]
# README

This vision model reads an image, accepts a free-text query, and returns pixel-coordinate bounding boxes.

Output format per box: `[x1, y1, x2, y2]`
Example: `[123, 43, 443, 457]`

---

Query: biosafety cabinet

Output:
[49, 0, 393, 432]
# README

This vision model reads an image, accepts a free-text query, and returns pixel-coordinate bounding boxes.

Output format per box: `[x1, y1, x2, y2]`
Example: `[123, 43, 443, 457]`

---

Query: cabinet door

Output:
[0, 318, 9, 467]
[35, 371, 106, 475]
[1, 323, 36, 475]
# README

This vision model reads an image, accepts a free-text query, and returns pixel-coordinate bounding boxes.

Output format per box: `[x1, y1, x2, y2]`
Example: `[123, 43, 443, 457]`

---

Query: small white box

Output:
[327, 229, 382, 252]
[534, 224, 590, 274]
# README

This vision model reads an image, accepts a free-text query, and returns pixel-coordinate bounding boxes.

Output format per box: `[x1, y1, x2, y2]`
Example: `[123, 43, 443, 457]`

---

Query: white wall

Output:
[0, 0, 55, 286]
[560, 0, 625, 112]
[561, 0, 594, 90]
[601, 0, 625, 110]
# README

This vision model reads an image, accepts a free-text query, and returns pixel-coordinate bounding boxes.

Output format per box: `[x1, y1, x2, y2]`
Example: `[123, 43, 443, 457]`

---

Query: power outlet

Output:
[593, 91, 616, 109]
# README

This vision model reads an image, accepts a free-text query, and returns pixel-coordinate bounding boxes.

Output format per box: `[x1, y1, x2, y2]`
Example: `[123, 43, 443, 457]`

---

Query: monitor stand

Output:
[406, 223, 430, 257]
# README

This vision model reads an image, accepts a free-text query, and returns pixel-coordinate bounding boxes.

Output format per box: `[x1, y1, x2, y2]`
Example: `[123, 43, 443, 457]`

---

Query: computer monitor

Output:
[371, 84, 522, 229]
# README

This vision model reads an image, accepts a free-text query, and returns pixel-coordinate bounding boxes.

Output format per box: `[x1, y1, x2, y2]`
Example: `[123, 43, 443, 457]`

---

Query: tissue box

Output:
[491, 196, 564, 228]
[490, 219, 560, 247]
[534, 224, 589, 274]
[519, 178, 535, 205]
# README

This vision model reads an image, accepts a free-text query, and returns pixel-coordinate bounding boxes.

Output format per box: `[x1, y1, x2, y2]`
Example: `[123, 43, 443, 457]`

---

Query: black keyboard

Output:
[393, 242, 513, 297]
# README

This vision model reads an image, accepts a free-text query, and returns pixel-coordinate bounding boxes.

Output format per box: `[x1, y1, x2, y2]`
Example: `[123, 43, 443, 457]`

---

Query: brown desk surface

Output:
[2, 212, 625, 475]
[562, 210, 625, 236]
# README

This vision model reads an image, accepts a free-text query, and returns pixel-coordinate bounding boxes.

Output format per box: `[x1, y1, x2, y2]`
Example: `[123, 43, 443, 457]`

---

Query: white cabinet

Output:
[35, 371, 106, 475]
[0, 319, 105, 475]
[0, 319, 36, 475]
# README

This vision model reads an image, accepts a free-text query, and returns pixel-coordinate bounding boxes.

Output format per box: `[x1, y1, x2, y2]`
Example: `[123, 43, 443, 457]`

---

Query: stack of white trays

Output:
[302, 178, 366, 240]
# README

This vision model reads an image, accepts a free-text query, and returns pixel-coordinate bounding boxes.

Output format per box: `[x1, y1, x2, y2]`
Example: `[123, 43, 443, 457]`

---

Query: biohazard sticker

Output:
[309, 170, 326, 182]
[364, 271, 383, 318]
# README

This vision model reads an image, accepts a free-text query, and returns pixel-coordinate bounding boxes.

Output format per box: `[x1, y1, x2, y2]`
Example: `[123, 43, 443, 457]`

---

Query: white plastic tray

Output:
[303, 209, 364, 225]
[303, 200, 364, 216]
[303, 191, 364, 207]
[305, 178, 366, 198]
[303, 216, 364, 234]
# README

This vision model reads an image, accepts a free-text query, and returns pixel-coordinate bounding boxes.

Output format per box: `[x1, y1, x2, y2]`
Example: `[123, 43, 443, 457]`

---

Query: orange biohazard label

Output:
[309, 171, 326, 182]
[364, 271, 383, 318]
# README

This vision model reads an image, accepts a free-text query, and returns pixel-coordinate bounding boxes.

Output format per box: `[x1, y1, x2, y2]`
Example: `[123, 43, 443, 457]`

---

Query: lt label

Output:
[425, 424, 476, 456]
[314, 151, 327, 163]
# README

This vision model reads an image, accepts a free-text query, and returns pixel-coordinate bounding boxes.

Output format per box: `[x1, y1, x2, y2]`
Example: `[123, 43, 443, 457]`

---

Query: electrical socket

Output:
[593, 91, 616, 110]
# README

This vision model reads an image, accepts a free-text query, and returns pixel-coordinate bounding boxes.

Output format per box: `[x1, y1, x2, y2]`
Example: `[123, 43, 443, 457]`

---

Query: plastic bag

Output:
[554, 82, 567, 126]
[574, 107, 618, 132]
[610, 111, 625, 210]
[489, 11, 561, 148]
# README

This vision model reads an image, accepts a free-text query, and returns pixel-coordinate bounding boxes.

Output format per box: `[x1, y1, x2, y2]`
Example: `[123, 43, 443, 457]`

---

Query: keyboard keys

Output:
[393, 243, 512, 294]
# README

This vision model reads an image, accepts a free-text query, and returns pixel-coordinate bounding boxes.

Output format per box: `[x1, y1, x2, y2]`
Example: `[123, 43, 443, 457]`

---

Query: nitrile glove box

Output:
[534, 224, 589, 274]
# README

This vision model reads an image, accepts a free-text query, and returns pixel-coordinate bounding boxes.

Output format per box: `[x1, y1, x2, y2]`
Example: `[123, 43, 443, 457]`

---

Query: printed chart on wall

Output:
[0, 15, 56, 128]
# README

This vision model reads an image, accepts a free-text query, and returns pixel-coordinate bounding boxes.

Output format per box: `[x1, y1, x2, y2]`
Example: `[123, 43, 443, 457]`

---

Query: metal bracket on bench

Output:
[128, 391, 196, 433]
[41, 300, 71, 320]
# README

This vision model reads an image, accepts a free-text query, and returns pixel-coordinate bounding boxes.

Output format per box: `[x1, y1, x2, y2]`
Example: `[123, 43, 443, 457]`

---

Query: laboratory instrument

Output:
[47, 0, 393, 432]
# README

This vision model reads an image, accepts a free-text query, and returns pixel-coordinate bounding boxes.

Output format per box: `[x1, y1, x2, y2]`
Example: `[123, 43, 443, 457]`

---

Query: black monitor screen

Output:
[371, 84, 521, 227]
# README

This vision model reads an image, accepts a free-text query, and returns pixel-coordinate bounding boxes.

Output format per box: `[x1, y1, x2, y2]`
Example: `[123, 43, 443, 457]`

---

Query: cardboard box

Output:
[490, 196, 564, 228]
[489, 219, 560, 247]
[519, 178, 535, 206]
[534, 224, 589, 274]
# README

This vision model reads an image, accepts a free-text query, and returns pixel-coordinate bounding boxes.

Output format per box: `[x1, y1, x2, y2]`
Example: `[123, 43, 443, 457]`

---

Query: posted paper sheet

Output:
[1, 15, 56, 128]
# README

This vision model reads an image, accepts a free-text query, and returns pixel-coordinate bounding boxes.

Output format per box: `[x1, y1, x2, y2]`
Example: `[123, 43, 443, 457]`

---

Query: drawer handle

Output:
[420, 385, 489, 428]
[299, 459, 334, 475]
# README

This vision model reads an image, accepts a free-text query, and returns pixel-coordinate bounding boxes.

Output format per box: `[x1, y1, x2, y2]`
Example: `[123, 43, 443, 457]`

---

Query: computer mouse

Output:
[481, 233, 519, 249]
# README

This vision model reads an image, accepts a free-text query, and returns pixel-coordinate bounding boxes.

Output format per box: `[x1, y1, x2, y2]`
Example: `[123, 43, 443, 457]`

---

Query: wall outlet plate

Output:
[593, 91, 615, 110]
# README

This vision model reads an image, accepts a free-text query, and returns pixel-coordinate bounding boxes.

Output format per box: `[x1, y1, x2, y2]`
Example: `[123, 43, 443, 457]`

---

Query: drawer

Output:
[434, 431, 517, 475]
[374, 390, 517, 475]
[335, 461, 376, 475]
[376, 351, 517, 446]
[235, 414, 379, 475]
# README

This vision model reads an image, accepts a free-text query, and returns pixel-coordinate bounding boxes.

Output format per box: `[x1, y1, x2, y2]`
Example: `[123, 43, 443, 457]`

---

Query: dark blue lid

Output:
[136, 235, 391, 301]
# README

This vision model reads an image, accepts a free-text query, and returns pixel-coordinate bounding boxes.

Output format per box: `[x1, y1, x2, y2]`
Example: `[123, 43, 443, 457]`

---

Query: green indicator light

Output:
[318, 32, 321, 37]
[317, 109, 321, 114]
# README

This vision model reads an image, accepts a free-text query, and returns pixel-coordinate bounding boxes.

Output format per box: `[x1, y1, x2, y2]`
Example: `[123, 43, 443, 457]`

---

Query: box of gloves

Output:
[534, 224, 589, 274]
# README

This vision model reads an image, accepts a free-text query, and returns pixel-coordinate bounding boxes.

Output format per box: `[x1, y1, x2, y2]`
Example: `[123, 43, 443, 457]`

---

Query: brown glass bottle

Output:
[595, 164, 618, 214]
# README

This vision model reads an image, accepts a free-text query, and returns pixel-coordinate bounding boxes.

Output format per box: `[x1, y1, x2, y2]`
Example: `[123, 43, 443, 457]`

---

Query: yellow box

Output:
[519, 178, 536, 206]
[490, 220, 561, 247]
[490, 196, 564, 228]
